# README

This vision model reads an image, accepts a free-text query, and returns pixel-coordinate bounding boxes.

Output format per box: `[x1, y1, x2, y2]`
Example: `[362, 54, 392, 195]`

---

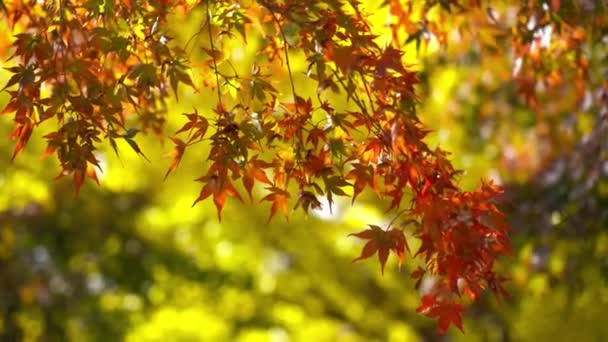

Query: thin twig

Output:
[330, 68, 384, 134]
[386, 208, 411, 229]
[359, 71, 376, 114]
[206, 0, 223, 109]
[263, 4, 298, 104]
[330, 68, 366, 111]
[224, 59, 241, 79]
[184, 19, 209, 57]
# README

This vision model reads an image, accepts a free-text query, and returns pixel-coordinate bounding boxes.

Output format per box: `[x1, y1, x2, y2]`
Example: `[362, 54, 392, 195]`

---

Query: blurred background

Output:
[1, 1, 608, 341]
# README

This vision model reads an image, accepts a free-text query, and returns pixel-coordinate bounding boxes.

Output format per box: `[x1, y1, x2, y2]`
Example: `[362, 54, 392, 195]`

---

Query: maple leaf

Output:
[328, 45, 359, 74]
[383, 187, 404, 212]
[86, 162, 100, 185]
[416, 295, 464, 335]
[323, 176, 350, 214]
[10, 122, 33, 161]
[176, 109, 209, 143]
[261, 187, 290, 222]
[242, 156, 273, 202]
[485, 272, 510, 301]
[167, 61, 195, 100]
[346, 163, 376, 203]
[410, 266, 426, 289]
[73, 168, 85, 196]
[306, 126, 326, 148]
[294, 191, 323, 214]
[192, 174, 243, 221]
[295, 96, 313, 115]
[123, 134, 150, 162]
[349, 225, 409, 274]
[374, 46, 407, 77]
[164, 137, 187, 181]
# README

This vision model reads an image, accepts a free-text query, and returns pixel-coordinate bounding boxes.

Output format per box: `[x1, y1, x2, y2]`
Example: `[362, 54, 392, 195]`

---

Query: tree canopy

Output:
[1, 0, 607, 339]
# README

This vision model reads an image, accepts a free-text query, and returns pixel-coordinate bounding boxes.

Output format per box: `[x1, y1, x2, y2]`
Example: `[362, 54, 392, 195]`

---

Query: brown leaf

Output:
[10, 123, 33, 161]
[242, 156, 273, 202]
[164, 137, 187, 180]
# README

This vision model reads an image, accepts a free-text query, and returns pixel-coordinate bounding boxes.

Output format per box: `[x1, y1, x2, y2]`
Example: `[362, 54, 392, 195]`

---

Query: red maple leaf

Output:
[349, 225, 409, 274]
[416, 295, 464, 335]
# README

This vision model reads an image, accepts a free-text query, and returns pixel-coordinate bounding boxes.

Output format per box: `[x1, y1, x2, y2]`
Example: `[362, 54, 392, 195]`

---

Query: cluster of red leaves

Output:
[349, 181, 510, 334]
[1, 0, 515, 334]
[1, 0, 194, 194]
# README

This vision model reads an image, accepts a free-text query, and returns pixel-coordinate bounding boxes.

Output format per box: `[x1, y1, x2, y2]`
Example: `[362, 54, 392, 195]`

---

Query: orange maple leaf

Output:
[349, 225, 409, 274]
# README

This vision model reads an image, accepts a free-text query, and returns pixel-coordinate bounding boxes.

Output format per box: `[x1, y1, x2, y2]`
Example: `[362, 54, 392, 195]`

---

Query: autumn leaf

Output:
[74, 168, 85, 196]
[328, 45, 364, 74]
[306, 126, 326, 148]
[294, 191, 323, 214]
[346, 163, 375, 203]
[10, 123, 33, 161]
[164, 137, 187, 180]
[410, 266, 426, 289]
[323, 176, 350, 214]
[176, 109, 209, 143]
[374, 46, 407, 77]
[242, 156, 273, 202]
[192, 174, 243, 221]
[349, 225, 409, 274]
[261, 187, 290, 223]
[202, 47, 225, 62]
[86, 162, 100, 185]
[416, 295, 464, 335]
[123, 136, 150, 162]
[167, 61, 195, 100]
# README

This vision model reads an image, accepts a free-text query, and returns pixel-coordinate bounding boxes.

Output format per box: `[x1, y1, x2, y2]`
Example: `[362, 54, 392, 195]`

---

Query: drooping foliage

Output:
[0, 0, 603, 334]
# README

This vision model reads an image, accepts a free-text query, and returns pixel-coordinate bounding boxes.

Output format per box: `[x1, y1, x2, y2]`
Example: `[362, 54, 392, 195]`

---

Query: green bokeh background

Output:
[1, 1, 608, 341]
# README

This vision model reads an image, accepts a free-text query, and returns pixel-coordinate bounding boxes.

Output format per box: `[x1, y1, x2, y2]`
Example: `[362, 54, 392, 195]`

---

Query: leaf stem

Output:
[386, 208, 410, 229]
[359, 71, 376, 114]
